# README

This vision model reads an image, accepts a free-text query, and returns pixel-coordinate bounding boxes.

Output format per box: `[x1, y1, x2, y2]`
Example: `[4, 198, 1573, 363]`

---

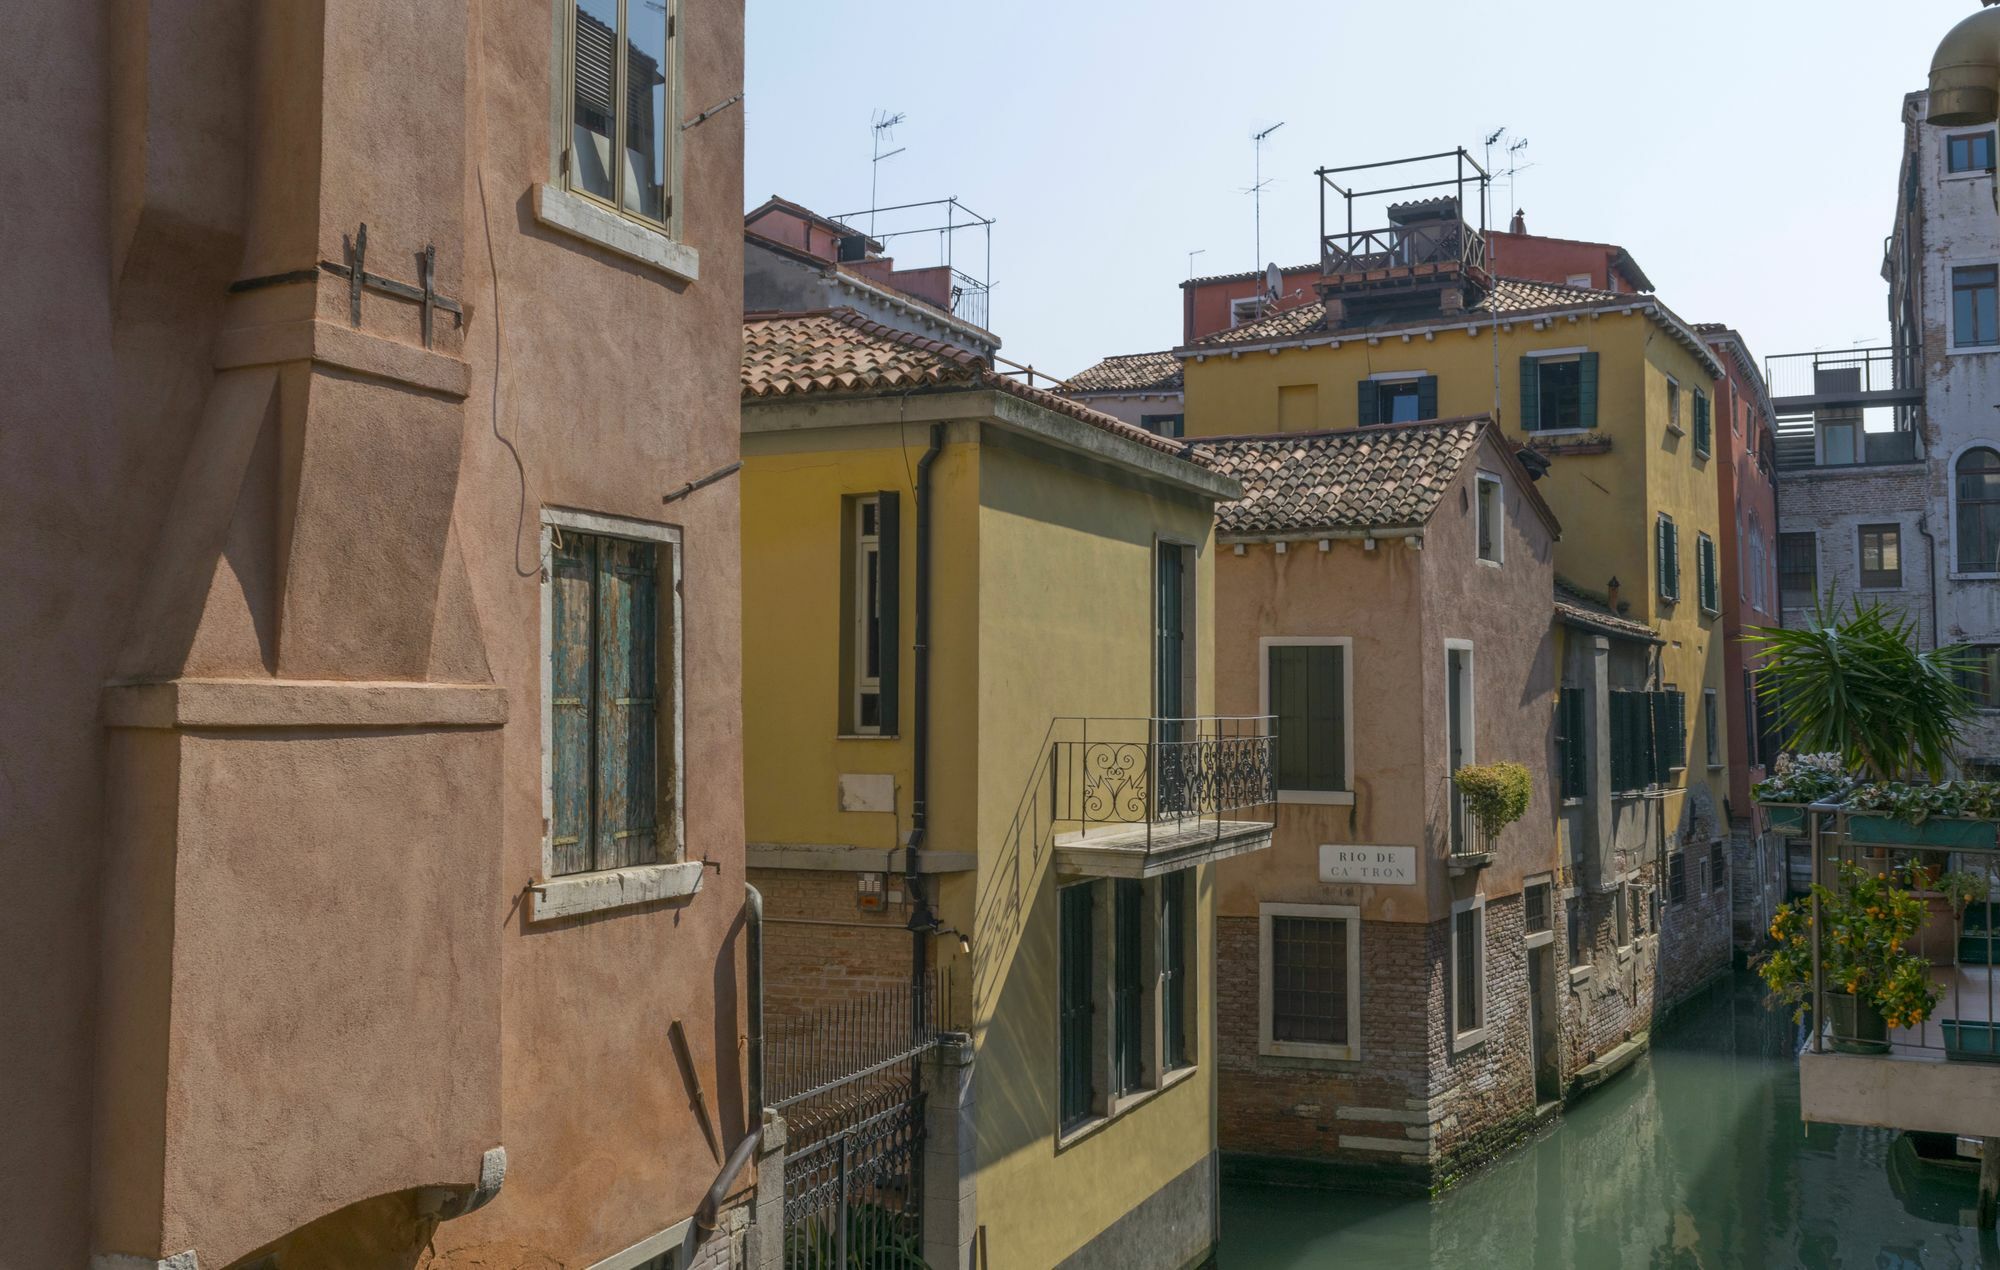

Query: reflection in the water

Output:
[1221, 971, 2000, 1268]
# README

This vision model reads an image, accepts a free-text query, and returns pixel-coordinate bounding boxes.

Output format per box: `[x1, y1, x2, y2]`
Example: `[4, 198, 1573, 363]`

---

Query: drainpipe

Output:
[1917, 514, 1942, 651]
[907, 424, 945, 1007]
[1929, 3, 2000, 128]
[679, 885, 765, 1263]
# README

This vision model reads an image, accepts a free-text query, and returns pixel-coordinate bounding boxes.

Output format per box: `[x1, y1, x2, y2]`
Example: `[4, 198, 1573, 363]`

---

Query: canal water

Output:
[1220, 970, 1997, 1268]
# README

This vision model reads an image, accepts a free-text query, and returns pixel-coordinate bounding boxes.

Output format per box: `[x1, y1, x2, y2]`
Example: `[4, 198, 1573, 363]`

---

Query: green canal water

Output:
[1220, 971, 1997, 1269]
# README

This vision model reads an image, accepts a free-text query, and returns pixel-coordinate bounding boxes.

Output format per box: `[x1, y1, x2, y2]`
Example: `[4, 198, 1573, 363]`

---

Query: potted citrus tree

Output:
[1450, 761, 1532, 858]
[1760, 858, 1943, 1054]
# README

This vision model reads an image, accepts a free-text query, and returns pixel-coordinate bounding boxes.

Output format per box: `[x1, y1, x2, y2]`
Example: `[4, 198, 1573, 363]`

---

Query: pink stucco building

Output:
[1, 3, 755, 1268]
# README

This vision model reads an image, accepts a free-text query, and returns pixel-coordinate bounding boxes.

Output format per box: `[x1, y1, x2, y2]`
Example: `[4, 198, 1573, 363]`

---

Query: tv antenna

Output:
[1483, 127, 1534, 224]
[1188, 247, 1207, 280]
[870, 110, 906, 235]
[1244, 121, 1285, 271]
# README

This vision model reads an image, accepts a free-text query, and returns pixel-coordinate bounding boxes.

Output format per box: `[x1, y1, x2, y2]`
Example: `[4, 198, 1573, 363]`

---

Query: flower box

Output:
[1843, 811, 1999, 851]
[1943, 1020, 2000, 1063]
[1760, 802, 1810, 836]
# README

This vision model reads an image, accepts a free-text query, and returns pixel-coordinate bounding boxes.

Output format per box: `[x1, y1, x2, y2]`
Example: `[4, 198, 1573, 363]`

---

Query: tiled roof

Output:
[742, 308, 1185, 455]
[1193, 277, 1622, 349]
[1062, 351, 1184, 395]
[1182, 261, 1316, 288]
[1554, 579, 1659, 642]
[1188, 418, 1488, 535]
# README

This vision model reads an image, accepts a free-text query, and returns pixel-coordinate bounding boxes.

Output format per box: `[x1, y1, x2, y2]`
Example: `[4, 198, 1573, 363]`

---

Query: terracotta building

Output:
[2, 3, 757, 1268]
[1196, 419, 1567, 1191]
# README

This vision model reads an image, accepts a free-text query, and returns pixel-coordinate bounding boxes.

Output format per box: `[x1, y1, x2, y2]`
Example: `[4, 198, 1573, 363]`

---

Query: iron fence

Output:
[782, 1078, 926, 1269]
[1799, 806, 2000, 1061]
[1049, 716, 1275, 841]
[766, 975, 941, 1120]
[1764, 346, 1907, 402]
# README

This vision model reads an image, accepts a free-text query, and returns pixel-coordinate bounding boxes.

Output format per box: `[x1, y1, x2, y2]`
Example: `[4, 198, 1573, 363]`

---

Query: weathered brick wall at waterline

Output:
[1558, 870, 1660, 1077]
[1659, 846, 1735, 1009]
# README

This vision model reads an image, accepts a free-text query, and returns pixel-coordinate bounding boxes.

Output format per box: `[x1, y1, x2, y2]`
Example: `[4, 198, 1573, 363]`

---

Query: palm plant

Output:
[1744, 592, 1975, 782]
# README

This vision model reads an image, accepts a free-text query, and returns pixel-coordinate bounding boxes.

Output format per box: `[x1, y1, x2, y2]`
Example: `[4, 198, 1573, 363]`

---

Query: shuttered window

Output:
[1557, 687, 1588, 800]
[1697, 532, 1720, 614]
[566, 0, 676, 226]
[1059, 883, 1097, 1130]
[1669, 852, 1688, 904]
[1358, 375, 1439, 425]
[1778, 531, 1817, 607]
[1653, 688, 1687, 780]
[1692, 389, 1712, 456]
[1608, 688, 1683, 792]
[1452, 903, 1484, 1037]
[1711, 842, 1727, 893]
[548, 528, 676, 878]
[1267, 642, 1348, 794]
[1521, 352, 1598, 431]
[1657, 514, 1681, 603]
[1113, 879, 1146, 1097]
[1160, 871, 1191, 1071]
[845, 493, 900, 734]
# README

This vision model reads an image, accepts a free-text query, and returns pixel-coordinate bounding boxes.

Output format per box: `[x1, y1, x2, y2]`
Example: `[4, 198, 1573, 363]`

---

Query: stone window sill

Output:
[1450, 1027, 1488, 1054]
[532, 183, 699, 283]
[1055, 1064, 1200, 1153]
[1569, 965, 1594, 986]
[529, 860, 705, 923]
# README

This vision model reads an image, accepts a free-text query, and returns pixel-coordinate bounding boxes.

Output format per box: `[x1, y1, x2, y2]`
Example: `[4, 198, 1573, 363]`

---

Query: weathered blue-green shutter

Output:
[550, 534, 596, 877]
[876, 492, 901, 735]
[1520, 358, 1540, 431]
[1578, 352, 1600, 428]
[1417, 375, 1439, 421]
[595, 537, 660, 870]
[1270, 645, 1344, 791]
[1357, 379, 1381, 426]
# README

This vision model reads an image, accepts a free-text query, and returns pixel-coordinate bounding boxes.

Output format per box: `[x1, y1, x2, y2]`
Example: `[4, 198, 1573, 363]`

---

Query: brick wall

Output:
[1775, 464, 1930, 645]
[753, 869, 916, 1028]
[1658, 844, 1734, 1008]
[1730, 829, 1786, 955]
[1558, 871, 1659, 1073]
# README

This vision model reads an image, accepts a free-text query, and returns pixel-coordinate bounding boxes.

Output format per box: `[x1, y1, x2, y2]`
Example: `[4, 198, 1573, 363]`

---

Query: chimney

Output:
[1510, 208, 1527, 235]
[1606, 576, 1624, 613]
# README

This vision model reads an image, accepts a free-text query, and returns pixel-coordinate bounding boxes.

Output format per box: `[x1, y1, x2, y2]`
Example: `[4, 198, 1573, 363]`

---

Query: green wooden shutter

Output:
[1520, 357, 1540, 431]
[550, 533, 597, 877]
[1160, 872, 1188, 1069]
[876, 492, 901, 734]
[1578, 352, 1600, 428]
[1417, 375, 1439, 421]
[1560, 690, 1588, 799]
[1670, 520, 1681, 601]
[1270, 645, 1344, 791]
[1059, 885, 1096, 1128]
[595, 536, 660, 870]
[1113, 879, 1144, 1095]
[1357, 379, 1380, 426]
[1694, 391, 1711, 454]
[1657, 519, 1669, 601]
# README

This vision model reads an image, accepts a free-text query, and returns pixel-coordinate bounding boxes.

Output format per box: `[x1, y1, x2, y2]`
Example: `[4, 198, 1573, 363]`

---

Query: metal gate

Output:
[767, 976, 939, 1268]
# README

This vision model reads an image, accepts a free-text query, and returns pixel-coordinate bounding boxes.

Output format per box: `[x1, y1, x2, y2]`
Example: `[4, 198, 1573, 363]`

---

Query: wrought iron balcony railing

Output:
[1050, 716, 1276, 845]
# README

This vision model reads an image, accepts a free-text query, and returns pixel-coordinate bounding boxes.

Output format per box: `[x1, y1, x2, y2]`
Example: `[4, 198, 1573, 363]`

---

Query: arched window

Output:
[1748, 513, 1767, 610]
[1958, 448, 2000, 572]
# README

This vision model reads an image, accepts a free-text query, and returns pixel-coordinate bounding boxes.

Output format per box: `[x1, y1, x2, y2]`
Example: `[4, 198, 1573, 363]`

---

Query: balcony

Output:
[1766, 347, 1921, 412]
[1049, 716, 1276, 878]
[1320, 216, 1487, 285]
[1793, 809, 2000, 1138]
[1773, 415, 1922, 472]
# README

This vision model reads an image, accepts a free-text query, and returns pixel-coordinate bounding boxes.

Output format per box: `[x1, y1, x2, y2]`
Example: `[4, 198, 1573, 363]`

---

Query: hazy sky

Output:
[745, 0, 1973, 379]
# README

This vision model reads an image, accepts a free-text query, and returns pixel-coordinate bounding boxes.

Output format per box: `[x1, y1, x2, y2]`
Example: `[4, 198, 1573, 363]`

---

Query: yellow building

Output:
[739, 307, 1271, 1269]
[1181, 270, 1732, 865]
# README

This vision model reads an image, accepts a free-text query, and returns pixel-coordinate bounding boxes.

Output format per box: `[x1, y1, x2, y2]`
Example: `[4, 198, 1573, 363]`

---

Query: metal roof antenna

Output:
[870, 110, 906, 236]
[1246, 122, 1286, 275]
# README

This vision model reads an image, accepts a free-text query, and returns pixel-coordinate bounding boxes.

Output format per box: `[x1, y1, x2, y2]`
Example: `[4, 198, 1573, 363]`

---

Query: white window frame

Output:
[852, 494, 883, 734]
[1950, 440, 2000, 579]
[1565, 272, 1594, 288]
[1949, 260, 2000, 355]
[585, 1215, 693, 1270]
[532, 507, 698, 923]
[1450, 893, 1487, 1050]
[1944, 129, 1998, 181]
[1230, 295, 1267, 327]
[1259, 635, 1355, 806]
[1524, 347, 1590, 435]
[1855, 520, 1904, 592]
[1475, 472, 1504, 567]
[1445, 639, 1476, 770]
[1258, 902, 1361, 1062]
[1665, 375, 1683, 435]
[1523, 873, 1556, 951]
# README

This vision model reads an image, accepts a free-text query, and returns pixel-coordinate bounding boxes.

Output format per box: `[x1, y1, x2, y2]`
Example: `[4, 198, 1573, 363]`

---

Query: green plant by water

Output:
[1759, 858, 1943, 1031]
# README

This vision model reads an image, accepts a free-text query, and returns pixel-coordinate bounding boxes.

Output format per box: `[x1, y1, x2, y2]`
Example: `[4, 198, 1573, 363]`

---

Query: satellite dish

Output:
[1265, 262, 1283, 300]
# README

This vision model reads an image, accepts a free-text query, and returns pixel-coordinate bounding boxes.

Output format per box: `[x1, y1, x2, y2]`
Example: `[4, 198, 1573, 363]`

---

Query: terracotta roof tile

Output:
[1062, 351, 1183, 395]
[1554, 579, 1659, 642]
[742, 309, 1185, 455]
[1188, 418, 1488, 535]
[1192, 277, 1622, 348]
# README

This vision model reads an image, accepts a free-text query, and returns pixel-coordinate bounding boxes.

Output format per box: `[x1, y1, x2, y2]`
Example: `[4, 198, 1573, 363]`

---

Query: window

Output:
[1958, 448, 2000, 572]
[1557, 686, 1588, 801]
[633, 1250, 682, 1270]
[845, 494, 901, 733]
[1702, 689, 1720, 768]
[1666, 378, 1681, 433]
[1521, 351, 1600, 431]
[1608, 688, 1684, 792]
[1140, 412, 1185, 439]
[1748, 515, 1768, 610]
[1566, 272, 1594, 288]
[1954, 265, 2000, 348]
[1447, 644, 1476, 855]
[1692, 389, 1712, 457]
[1058, 883, 1098, 1130]
[1669, 852, 1688, 904]
[1657, 514, 1681, 603]
[1567, 892, 1587, 967]
[1614, 883, 1631, 947]
[1476, 473, 1503, 564]
[1112, 879, 1146, 1097]
[1656, 688, 1688, 777]
[1451, 897, 1486, 1045]
[1631, 883, 1646, 938]
[1231, 296, 1267, 327]
[565, 0, 676, 227]
[1858, 523, 1903, 589]
[1959, 645, 2000, 709]
[1779, 531, 1817, 607]
[546, 521, 682, 879]
[1358, 375, 1438, 426]
[1525, 880, 1553, 935]
[1710, 841, 1727, 894]
[1949, 131, 1997, 173]
[1160, 871, 1192, 1072]
[1263, 638, 1351, 801]
[1260, 904, 1360, 1061]
[1697, 532, 1719, 614]
[1744, 670, 1762, 769]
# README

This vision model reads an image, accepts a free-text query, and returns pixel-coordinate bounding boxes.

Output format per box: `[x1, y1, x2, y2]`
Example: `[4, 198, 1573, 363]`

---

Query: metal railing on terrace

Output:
[1049, 715, 1276, 845]
[1773, 413, 1923, 471]
[1795, 807, 2000, 1063]
[1320, 218, 1487, 280]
